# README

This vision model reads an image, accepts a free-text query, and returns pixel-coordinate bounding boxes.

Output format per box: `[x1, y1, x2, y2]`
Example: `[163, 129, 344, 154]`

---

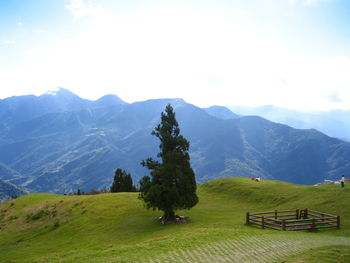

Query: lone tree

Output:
[110, 168, 136, 192]
[139, 104, 198, 223]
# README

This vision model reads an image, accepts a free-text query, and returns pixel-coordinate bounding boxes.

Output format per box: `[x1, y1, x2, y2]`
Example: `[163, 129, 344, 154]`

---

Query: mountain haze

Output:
[0, 89, 350, 193]
[204, 106, 240, 120]
[229, 105, 350, 142]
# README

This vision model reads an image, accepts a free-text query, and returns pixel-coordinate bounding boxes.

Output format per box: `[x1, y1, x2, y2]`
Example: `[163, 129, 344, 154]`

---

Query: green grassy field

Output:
[0, 177, 349, 262]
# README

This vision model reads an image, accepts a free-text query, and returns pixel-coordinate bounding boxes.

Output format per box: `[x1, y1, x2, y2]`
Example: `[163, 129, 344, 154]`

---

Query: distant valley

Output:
[1, 88, 350, 194]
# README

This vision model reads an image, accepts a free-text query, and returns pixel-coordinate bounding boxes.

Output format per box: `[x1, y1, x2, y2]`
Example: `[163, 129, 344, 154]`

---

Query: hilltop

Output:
[1, 178, 349, 262]
[1, 89, 350, 194]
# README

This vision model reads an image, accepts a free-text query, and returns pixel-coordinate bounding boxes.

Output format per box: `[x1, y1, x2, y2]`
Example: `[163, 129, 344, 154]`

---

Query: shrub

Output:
[28, 209, 49, 221]
[53, 220, 60, 229]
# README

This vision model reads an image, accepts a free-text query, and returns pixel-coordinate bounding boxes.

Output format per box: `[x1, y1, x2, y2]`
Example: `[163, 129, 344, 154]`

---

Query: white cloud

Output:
[327, 92, 342, 103]
[33, 29, 48, 34]
[274, 56, 350, 110]
[1, 1, 349, 111]
[65, 0, 99, 18]
[2, 39, 15, 45]
[288, 0, 327, 6]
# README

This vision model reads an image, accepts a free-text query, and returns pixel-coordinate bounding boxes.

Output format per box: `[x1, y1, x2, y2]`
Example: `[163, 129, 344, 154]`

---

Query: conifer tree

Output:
[140, 104, 198, 222]
[110, 169, 135, 192]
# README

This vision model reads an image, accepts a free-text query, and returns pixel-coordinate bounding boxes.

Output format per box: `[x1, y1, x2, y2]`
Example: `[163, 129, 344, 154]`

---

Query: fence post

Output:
[337, 216, 340, 229]
[311, 219, 316, 230]
[304, 208, 308, 219]
[262, 216, 265, 229]
[296, 209, 299, 219]
[246, 212, 250, 225]
[275, 210, 278, 219]
[282, 219, 286, 231]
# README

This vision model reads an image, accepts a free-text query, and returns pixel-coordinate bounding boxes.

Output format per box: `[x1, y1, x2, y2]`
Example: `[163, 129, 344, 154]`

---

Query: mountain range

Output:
[0, 177, 27, 201]
[229, 105, 350, 142]
[0, 88, 350, 194]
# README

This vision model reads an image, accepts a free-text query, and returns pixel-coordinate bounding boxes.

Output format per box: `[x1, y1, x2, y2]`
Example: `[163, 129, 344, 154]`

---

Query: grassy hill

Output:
[0, 178, 349, 262]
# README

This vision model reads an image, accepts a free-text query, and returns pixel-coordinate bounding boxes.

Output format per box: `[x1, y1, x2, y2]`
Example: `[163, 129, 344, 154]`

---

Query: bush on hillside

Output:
[110, 169, 137, 192]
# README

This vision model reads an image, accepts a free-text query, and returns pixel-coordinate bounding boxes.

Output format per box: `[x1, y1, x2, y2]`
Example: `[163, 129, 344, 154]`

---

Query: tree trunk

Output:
[163, 209, 175, 222]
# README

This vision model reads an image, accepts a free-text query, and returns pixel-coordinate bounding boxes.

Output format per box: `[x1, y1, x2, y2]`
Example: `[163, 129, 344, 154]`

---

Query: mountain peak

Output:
[94, 94, 127, 107]
[43, 87, 80, 99]
[39, 87, 90, 112]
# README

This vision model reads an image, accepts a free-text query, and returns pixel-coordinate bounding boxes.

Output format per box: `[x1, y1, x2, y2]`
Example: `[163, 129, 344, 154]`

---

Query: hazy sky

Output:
[1, 0, 350, 110]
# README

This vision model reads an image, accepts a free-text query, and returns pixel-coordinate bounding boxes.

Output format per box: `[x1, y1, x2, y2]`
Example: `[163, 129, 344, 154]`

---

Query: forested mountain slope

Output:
[0, 89, 349, 193]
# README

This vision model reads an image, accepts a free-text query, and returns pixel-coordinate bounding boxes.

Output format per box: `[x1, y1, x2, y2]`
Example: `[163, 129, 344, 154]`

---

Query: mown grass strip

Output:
[146, 234, 350, 263]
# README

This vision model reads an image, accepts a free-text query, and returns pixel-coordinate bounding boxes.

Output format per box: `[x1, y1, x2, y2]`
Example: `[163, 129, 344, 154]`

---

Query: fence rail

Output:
[246, 209, 340, 231]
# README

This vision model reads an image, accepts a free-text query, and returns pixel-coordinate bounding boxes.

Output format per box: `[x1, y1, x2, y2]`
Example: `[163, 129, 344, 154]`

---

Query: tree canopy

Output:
[110, 168, 136, 192]
[139, 104, 198, 222]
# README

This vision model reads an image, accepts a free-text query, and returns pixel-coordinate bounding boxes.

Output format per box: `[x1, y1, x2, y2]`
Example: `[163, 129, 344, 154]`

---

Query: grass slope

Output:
[0, 177, 349, 262]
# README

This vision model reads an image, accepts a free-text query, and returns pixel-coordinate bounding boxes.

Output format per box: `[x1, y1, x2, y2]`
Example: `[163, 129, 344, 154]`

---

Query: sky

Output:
[1, 0, 350, 111]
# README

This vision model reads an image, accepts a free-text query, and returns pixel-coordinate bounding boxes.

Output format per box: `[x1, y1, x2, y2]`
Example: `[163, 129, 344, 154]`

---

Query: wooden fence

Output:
[246, 209, 340, 231]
